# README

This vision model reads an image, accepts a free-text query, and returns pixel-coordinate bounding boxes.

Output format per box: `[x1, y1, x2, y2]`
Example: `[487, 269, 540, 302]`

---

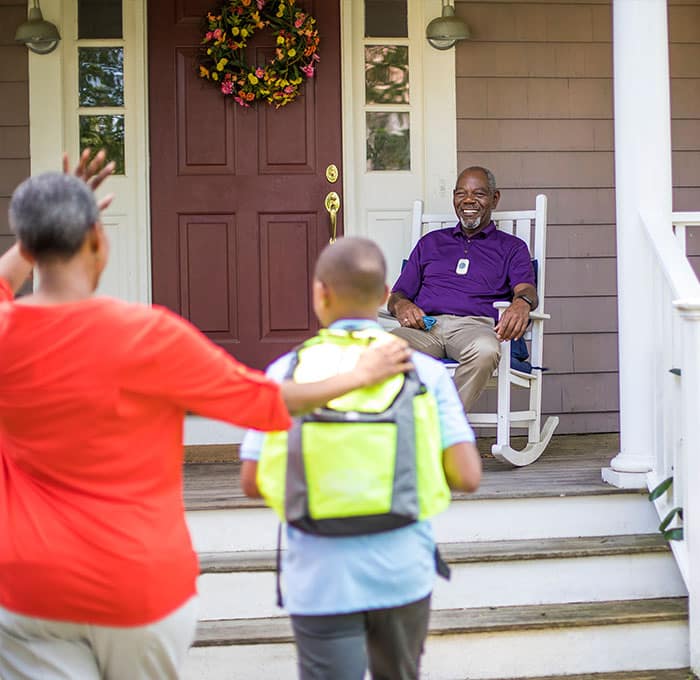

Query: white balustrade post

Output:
[675, 301, 700, 674]
[603, 0, 673, 488]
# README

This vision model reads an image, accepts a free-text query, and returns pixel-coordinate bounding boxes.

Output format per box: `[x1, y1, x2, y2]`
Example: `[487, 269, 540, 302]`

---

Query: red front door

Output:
[148, 0, 343, 369]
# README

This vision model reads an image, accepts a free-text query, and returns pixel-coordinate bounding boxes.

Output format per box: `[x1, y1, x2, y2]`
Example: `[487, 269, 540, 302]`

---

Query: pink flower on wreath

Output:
[255, 67, 264, 78]
[213, 28, 223, 40]
[284, 85, 294, 94]
[234, 95, 250, 107]
[301, 63, 315, 78]
[221, 81, 234, 95]
[256, 0, 265, 8]
[294, 15, 304, 28]
[205, 31, 213, 41]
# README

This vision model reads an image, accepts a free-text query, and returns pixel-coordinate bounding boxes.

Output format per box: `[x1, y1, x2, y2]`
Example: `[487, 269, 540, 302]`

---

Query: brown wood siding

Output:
[0, 1, 29, 255]
[456, 0, 700, 434]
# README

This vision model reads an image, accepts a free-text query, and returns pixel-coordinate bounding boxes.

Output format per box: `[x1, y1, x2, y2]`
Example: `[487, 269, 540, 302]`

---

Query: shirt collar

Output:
[329, 319, 381, 331]
[451, 220, 496, 240]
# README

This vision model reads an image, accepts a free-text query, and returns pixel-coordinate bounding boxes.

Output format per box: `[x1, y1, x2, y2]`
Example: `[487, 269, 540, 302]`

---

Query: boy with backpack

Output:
[240, 237, 481, 680]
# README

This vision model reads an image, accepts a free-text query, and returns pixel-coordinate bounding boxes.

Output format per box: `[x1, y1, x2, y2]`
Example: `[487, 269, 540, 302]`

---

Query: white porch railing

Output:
[642, 210, 700, 669]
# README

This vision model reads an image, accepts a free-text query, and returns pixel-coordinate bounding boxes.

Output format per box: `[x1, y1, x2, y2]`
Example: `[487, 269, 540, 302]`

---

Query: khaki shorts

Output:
[0, 596, 198, 680]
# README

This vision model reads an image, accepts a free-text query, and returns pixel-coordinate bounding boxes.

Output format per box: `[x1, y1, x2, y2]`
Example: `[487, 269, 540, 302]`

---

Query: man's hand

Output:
[63, 149, 115, 212]
[391, 296, 427, 330]
[494, 298, 530, 341]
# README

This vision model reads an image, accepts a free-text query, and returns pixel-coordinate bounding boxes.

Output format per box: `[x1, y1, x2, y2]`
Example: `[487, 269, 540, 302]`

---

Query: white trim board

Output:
[28, 0, 151, 304]
[184, 417, 244, 446]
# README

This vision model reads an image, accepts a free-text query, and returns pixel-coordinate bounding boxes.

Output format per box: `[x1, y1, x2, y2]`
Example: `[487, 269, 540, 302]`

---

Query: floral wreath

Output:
[197, 0, 320, 108]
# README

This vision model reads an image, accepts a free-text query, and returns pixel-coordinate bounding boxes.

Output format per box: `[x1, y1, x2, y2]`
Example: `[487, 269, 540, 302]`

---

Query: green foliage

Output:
[79, 116, 125, 175]
[79, 47, 124, 107]
[648, 476, 684, 541]
[366, 112, 410, 172]
[365, 45, 409, 105]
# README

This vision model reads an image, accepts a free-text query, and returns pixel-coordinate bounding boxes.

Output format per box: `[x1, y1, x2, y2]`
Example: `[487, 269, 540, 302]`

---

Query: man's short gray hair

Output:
[461, 166, 497, 194]
[9, 173, 99, 260]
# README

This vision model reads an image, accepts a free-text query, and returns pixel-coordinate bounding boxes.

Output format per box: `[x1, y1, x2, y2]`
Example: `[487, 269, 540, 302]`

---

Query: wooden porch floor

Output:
[184, 433, 636, 511]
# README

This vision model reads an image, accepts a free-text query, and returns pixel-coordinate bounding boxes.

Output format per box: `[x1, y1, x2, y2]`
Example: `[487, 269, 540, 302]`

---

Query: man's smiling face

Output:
[453, 168, 501, 236]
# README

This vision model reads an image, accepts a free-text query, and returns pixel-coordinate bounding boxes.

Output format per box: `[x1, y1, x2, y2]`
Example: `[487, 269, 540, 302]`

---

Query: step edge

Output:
[489, 670, 694, 680]
[192, 596, 689, 647]
[198, 534, 671, 574]
[186, 486, 647, 512]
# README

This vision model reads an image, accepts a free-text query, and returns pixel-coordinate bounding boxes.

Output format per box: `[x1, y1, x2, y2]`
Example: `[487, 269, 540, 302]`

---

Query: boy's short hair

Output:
[315, 237, 387, 304]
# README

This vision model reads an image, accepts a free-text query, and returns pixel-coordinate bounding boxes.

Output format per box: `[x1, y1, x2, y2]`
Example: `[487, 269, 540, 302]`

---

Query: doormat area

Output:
[185, 444, 240, 464]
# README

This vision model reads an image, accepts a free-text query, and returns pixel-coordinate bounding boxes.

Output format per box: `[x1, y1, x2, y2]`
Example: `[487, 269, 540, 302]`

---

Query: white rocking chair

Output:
[384, 195, 558, 467]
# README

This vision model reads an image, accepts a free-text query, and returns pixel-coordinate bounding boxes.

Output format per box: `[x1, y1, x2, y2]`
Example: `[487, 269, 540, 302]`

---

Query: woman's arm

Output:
[280, 339, 413, 415]
[0, 244, 33, 295]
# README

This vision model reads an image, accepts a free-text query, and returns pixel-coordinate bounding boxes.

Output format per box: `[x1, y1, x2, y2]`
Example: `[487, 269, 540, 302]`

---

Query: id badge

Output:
[455, 258, 469, 275]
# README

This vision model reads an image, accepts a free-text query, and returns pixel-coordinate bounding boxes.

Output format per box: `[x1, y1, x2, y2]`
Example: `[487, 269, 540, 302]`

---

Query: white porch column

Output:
[675, 301, 700, 673]
[602, 0, 673, 488]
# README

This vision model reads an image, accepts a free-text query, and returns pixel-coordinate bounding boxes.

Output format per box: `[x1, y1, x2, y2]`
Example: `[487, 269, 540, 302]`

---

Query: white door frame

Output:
[340, 0, 458, 289]
[26, 0, 151, 304]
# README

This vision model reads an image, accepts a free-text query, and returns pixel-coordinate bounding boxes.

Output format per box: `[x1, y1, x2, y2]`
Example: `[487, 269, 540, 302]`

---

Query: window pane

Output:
[365, 0, 407, 37]
[365, 45, 409, 105]
[79, 48, 124, 107]
[79, 115, 125, 175]
[366, 112, 410, 172]
[78, 0, 122, 39]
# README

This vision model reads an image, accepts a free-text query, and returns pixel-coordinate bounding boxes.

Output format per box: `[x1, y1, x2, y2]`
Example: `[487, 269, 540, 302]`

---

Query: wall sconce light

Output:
[15, 0, 61, 55]
[426, 0, 471, 50]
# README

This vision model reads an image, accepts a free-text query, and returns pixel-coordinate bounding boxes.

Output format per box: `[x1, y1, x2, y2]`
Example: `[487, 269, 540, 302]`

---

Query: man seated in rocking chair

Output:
[387, 166, 538, 413]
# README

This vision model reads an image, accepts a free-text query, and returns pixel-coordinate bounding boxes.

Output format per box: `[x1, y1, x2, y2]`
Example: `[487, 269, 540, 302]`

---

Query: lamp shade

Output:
[426, 3, 470, 50]
[15, 4, 61, 54]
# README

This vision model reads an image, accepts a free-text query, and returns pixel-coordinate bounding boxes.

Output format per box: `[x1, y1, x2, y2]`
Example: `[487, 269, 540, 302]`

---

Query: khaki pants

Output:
[392, 315, 500, 412]
[0, 597, 198, 680]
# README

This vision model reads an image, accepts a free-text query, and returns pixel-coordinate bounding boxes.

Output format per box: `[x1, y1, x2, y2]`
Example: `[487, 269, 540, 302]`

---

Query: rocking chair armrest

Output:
[527, 310, 550, 321]
[492, 301, 550, 321]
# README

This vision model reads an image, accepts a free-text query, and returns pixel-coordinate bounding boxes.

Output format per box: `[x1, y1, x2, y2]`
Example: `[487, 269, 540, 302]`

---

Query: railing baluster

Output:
[674, 301, 700, 671]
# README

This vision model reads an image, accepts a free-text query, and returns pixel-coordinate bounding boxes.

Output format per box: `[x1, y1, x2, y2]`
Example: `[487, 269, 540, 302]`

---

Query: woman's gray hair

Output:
[9, 173, 99, 260]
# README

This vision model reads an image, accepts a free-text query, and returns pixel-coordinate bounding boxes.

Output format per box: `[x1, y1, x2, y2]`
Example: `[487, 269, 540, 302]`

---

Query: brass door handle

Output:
[324, 191, 340, 244]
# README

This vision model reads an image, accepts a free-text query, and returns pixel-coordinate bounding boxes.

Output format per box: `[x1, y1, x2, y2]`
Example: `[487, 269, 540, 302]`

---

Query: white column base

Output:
[601, 467, 648, 490]
[608, 451, 653, 473]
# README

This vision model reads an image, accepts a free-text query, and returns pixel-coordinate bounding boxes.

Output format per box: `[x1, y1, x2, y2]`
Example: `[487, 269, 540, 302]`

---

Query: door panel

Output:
[177, 214, 238, 339]
[148, 0, 343, 368]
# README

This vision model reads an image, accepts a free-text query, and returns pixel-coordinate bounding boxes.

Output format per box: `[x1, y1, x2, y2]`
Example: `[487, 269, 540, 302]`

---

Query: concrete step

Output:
[492, 671, 695, 680]
[183, 597, 689, 679]
[196, 534, 686, 621]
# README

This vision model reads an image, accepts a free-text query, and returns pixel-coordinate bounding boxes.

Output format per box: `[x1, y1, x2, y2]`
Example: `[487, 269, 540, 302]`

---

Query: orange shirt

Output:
[0, 278, 291, 626]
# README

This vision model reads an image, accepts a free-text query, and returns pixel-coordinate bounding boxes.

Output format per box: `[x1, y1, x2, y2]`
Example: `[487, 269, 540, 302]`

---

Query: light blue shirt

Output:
[240, 320, 474, 615]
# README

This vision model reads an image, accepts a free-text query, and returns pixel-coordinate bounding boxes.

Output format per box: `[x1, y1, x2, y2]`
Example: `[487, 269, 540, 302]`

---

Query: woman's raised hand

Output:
[63, 149, 115, 212]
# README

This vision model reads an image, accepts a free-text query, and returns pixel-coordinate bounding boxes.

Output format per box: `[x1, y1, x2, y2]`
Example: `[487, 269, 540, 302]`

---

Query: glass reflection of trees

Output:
[79, 47, 124, 107]
[80, 115, 125, 175]
[366, 112, 410, 172]
[365, 46, 409, 105]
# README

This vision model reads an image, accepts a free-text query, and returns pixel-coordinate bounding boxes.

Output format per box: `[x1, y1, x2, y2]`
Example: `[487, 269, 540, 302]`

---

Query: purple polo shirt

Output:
[392, 221, 535, 321]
